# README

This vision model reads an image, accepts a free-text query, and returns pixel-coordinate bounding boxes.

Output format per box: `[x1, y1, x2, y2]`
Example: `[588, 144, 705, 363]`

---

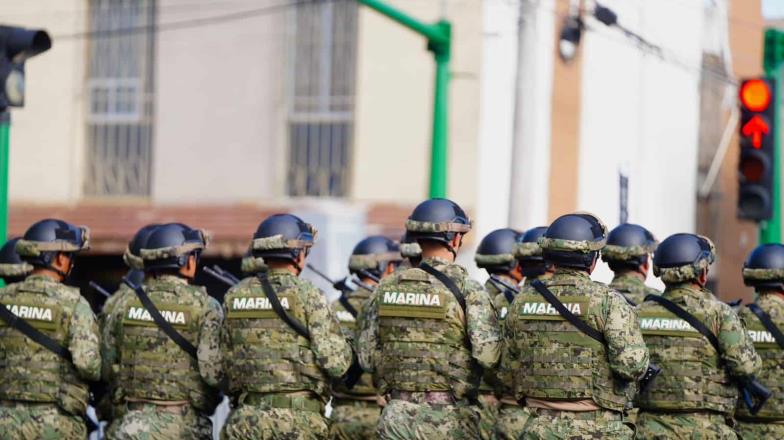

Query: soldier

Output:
[494, 226, 550, 440]
[397, 232, 422, 271]
[474, 228, 522, 440]
[602, 223, 660, 306]
[358, 198, 502, 440]
[0, 237, 33, 285]
[0, 219, 99, 438]
[104, 223, 223, 439]
[636, 233, 761, 439]
[98, 224, 158, 424]
[331, 236, 402, 440]
[734, 244, 784, 439]
[220, 214, 352, 439]
[504, 213, 649, 439]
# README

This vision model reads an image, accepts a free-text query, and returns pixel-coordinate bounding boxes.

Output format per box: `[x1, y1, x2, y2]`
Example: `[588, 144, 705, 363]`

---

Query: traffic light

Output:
[0, 25, 51, 111]
[738, 78, 776, 221]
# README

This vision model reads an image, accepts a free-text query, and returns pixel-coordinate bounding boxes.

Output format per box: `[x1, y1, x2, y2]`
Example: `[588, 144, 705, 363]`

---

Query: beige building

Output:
[2, 0, 770, 301]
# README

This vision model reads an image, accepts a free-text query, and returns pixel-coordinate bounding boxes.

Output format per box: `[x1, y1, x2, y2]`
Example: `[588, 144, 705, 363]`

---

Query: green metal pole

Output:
[429, 22, 451, 198]
[0, 112, 9, 288]
[760, 29, 784, 243]
[356, 0, 451, 197]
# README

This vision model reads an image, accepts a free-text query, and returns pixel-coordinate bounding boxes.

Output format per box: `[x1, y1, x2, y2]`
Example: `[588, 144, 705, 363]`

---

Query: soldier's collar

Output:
[24, 274, 60, 284]
[612, 272, 645, 284]
[146, 274, 189, 286]
[663, 283, 712, 300]
[421, 256, 452, 267]
[267, 267, 296, 277]
[552, 267, 590, 279]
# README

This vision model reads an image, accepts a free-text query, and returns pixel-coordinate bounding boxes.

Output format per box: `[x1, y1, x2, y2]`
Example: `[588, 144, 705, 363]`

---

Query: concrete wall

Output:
[152, 0, 287, 203]
[577, 0, 704, 284]
[352, 0, 482, 208]
[5, 0, 87, 204]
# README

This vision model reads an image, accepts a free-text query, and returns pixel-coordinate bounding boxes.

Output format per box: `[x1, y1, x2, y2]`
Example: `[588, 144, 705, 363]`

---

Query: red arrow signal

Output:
[742, 115, 770, 149]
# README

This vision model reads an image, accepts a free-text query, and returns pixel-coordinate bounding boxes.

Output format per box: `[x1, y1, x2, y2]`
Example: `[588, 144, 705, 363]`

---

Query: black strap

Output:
[531, 280, 606, 345]
[258, 274, 311, 340]
[613, 288, 637, 307]
[419, 262, 466, 312]
[488, 275, 516, 305]
[747, 303, 784, 350]
[123, 278, 198, 360]
[0, 303, 73, 362]
[645, 294, 720, 352]
[338, 294, 358, 318]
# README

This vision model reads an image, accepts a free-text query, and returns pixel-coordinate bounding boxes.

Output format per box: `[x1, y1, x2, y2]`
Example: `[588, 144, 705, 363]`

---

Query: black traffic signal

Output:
[738, 78, 776, 221]
[0, 25, 51, 111]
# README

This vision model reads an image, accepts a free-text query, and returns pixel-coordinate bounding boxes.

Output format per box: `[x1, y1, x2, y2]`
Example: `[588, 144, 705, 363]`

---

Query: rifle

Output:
[739, 376, 773, 415]
[306, 264, 374, 293]
[204, 265, 240, 287]
[638, 363, 661, 394]
[89, 281, 111, 299]
[488, 275, 519, 304]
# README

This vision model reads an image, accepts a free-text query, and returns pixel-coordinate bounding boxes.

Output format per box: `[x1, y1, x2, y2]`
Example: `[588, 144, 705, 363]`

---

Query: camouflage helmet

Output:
[123, 224, 160, 270]
[0, 238, 33, 282]
[405, 198, 472, 251]
[515, 226, 548, 262]
[742, 243, 784, 290]
[251, 214, 316, 262]
[653, 233, 715, 284]
[540, 212, 607, 270]
[241, 247, 268, 275]
[140, 223, 208, 271]
[475, 228, 520, 272]
[399, 231, 422, 260]
[349, 236, 402, 279]
[602, 223, 657, 269]
[15, 219, 90, 271]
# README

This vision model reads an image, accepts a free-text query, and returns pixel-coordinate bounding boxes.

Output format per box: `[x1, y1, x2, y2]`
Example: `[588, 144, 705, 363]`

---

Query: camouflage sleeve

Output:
[602, 292, 649, 381]
[304, 284, 352, 379]
[100, 303, 118, 382]
[357, 293, 379, 373]
[198, 297, 225, 387]
[69, 297, 102, 382]
[718, 304, 761, 378]
[499, 300, 520, 394]
[465, 279, 502, 369]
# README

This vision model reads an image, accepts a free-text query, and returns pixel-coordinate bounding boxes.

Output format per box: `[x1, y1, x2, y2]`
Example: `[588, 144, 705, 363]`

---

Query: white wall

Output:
[5, 0, 87, 203]
[153, 1, 287, 203]
[578, 0, 703, 284]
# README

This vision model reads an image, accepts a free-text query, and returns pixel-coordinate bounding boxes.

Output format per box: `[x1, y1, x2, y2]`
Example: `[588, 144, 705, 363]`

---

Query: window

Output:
[287, 0, 358, 197]
[84, 0, 155, 197]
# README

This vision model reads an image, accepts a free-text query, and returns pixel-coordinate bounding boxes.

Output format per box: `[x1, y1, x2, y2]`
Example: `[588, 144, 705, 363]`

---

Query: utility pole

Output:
[760, 29, 784, 243]
[357, 0, 452, 198]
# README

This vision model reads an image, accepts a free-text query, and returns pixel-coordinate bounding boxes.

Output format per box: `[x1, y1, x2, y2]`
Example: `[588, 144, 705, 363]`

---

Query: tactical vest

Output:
[376, 267, 478, 399]
[224, 275, 329, 401]
[0, 279, 89, 415]
[636, 294, 737, 414]
[117, 278, 219, 412]
[332, 288, 375, 398]
[736, 306, 784, 421]
[509, 283, 629, 411]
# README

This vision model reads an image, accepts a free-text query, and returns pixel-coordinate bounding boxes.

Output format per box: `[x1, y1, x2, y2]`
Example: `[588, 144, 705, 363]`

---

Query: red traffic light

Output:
[740, 154, 766, 183]
[740, 79, 772, 112]
[741, 115, 770, 149]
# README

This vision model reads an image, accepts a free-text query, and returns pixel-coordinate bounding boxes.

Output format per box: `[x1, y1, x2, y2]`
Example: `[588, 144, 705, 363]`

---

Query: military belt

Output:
[331, 398, 379, 408]
[388, 390, 455, 405]
[126, 402, 188, 414]
[530, 407, 622, 421]
[241, 393, 323, 413]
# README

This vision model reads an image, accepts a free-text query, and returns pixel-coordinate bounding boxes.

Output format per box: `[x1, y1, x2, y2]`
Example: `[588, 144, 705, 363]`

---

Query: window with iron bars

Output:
[84, 0, 155, 197]
[287, 0, 358, 197]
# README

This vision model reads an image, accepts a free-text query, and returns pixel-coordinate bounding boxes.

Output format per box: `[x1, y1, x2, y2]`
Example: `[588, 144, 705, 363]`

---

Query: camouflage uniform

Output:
[220, 269, 352, 440]
[503, 268, 649, 439]
[493, 276, 549, 440]
[609, 273, 660, 307]
[97, 283, 134, 422]
[636, 284, 761, 439]
[104, 275, 224, 439]
[330, 284, 381, 440]
[359, 256, 502, 440]
[735, 293, 784, 439]
[0, 275, 101, 439]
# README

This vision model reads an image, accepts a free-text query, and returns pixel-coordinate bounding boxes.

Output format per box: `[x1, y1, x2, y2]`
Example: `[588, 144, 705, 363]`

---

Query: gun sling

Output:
[531, 280, 606, 345]
[258, 274, 311, 340]
[747, 303, 784, 350]
[124, 278, 198, 360]
[419, 262, 466, 313]
[644, 294, 720, 352]
[338, 295, 359, 318]
[489, 275, 516, 305]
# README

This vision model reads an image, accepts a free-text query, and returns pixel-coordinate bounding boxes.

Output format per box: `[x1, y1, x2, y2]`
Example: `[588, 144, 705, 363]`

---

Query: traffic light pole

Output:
[357, 0, 452, 198]
[0, 111, 8, 288]
[761, 29, 784, 243]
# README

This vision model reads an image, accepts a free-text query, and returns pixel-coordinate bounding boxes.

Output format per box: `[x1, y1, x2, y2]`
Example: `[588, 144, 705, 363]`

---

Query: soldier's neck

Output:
[420, 243, 455, 263]
[359, 277, 378, 286]
[30, 268, 63, 282]
[266, 261, 299, 275]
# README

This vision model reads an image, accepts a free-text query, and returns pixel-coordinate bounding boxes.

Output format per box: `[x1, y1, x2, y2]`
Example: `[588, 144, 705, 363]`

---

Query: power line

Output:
[53, 0, 329, 40]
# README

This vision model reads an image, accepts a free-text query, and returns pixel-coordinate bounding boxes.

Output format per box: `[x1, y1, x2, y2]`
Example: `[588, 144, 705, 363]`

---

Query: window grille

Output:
[287, 0, 358, 197]
[84, 0, 155, 197]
